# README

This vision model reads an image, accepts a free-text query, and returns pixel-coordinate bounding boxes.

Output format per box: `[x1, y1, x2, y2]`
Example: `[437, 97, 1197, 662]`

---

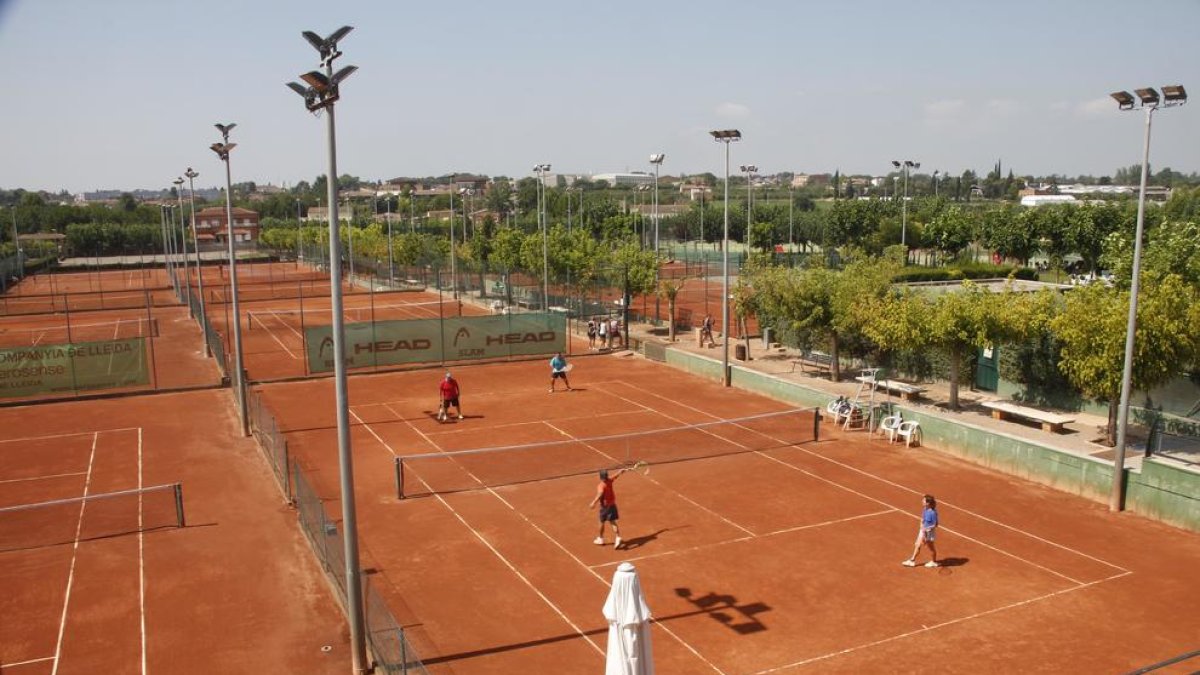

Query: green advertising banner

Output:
[305, 313, 566, 373]
[0, 338, 150, 398]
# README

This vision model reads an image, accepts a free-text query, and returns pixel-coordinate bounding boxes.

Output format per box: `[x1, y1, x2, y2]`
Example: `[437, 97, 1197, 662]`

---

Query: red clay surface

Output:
[256, 354, 1200, 674]
[0, 389, 350, 674]
[0, 305, 221, 401]
[212, 289, 498, 382]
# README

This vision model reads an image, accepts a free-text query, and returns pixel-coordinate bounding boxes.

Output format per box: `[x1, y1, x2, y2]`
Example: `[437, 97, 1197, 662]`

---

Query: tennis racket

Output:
[563, 363, 575, 372]
[628, 460, 650, 475]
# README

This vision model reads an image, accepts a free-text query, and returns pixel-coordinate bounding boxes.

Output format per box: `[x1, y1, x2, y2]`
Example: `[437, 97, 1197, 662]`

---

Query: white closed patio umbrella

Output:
[602, 562, 654, 675]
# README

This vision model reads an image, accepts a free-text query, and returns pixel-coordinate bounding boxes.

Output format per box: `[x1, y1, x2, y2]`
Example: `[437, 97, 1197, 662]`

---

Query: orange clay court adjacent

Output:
[256, 355, 1200, 673]
[0, 390, 350, 674]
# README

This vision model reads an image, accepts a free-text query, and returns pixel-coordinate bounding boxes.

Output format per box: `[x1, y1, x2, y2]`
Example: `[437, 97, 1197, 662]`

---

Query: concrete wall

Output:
[657, 343, 1200, 533]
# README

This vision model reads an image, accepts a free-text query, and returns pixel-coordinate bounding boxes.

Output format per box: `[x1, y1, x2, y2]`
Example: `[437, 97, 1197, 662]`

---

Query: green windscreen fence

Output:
[305, 313, 566, 373]
[0, 337, 149, 398]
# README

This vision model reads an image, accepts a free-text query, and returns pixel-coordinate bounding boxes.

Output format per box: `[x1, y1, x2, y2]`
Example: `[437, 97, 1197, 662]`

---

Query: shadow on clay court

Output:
[674, 587, 771, 635]
[618, 527, 680, 551]
[936, 556, 970, 567]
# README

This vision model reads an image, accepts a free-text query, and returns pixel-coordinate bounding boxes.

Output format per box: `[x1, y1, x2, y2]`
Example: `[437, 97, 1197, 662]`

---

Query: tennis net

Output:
[395, 407, 821, 498]
[0, 482, 185, 553]
[0, 317, 158, 347]
[247, 301, 445, 331]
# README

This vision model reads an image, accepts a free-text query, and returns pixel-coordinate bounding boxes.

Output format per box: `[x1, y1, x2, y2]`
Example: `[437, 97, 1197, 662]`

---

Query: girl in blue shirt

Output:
[903, 494, 939, 568]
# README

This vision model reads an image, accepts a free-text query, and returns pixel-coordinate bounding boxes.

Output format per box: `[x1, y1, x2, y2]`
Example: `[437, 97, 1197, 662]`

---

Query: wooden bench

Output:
[854, 375, 927, 401]
[790, 351, 833, 376]
[980, 401, 1075, 433]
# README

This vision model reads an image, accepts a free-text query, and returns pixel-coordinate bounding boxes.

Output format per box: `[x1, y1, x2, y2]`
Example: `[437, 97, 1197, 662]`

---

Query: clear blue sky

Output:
[2, 0, 1197, 194]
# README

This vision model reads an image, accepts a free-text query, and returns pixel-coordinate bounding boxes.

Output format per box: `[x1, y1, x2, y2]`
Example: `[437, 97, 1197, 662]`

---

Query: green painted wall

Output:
[660, 344, 1200, 532]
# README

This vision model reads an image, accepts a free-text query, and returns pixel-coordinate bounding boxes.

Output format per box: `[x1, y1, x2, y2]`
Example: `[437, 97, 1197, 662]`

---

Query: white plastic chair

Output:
[896, 420, 921, 447]
[877, 414, 902, 442]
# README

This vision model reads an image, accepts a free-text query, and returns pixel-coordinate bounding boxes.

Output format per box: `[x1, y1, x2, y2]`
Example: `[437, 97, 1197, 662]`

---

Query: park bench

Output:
[790, 350, 833, 377]
[980, 401, 1075, 433]
[854, 375, 927, 401]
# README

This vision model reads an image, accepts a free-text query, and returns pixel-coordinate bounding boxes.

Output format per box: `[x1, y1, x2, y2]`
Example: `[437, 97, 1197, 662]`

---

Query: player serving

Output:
[549, 352, 573, 393]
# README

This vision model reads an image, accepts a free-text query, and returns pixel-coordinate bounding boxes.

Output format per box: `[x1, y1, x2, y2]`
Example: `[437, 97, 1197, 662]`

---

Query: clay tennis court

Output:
[218, 289, 497, 381]
[0, 389, 350, 674]
[255, 354, 1200, 673]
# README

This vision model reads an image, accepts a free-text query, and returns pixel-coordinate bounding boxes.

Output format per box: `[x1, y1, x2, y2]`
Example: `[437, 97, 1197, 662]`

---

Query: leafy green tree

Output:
[1052, 276, 1200, 444]
[863, 281, 1051, 408]
[923, 206, 976, 265]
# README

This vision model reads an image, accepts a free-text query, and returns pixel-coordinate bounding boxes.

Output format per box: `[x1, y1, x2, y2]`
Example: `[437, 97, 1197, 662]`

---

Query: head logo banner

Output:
[0, 338, 150, 399]
[305, 313, 566, 373]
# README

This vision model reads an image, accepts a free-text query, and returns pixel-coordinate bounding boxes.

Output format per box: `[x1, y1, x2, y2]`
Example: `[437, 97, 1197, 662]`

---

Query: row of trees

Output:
[744, 212, 1200, 444]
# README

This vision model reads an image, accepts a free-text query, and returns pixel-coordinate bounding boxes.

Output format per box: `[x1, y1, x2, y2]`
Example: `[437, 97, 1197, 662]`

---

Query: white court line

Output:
[0, 427, 142, 444]
[588, 509, 895, 570]
[620, 383, 1129, 578]
[6, 656, 56, 667]
[138, 427, 148, 675]
[248, 313, 299, 360]
[753, 571, 1132, 674]
[542, 419, 756, 536]
[0, 470, 88, 485]
[51, 432, 99, 675]
[356, 406, 609, 660]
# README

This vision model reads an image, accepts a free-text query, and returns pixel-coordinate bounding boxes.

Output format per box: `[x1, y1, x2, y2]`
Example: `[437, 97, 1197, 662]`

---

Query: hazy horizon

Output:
[2, 0, 1197, 195]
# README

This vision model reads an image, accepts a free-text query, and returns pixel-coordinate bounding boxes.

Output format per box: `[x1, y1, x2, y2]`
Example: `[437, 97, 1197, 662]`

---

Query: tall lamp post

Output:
[649, 153, 665, 255]
[209, 125, 248, 437]
[1108, 84, 1187, 512]
[891, 159, 919, 246]
[932, 170, 940, 198]
[286, 26, 368, 673]
[710, 129, 741, 387]
[740, 164, 757, 250]
[173, 177, 192, 315]
[448, 178, 457, 299]
[533, 163, 551, 309]
[184, 168, 209, 357]
[295, 198, 304, 261]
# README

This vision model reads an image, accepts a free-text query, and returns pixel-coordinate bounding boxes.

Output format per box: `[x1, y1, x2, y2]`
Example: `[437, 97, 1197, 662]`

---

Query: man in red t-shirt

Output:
[588, 467, 628, 549]
[437, 372, 463, 421]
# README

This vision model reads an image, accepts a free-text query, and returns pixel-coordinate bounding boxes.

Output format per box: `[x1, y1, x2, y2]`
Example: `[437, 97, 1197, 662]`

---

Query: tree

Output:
[658, 277, 687, 342]
[923, 206, 976, 265]
[1052, 277, 1200, 444]
[863, 281, 1051, 409]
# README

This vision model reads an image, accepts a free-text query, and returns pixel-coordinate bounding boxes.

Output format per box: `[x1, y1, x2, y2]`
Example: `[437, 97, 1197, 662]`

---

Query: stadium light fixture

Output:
[891, 159, 919, 248]
[208, 126, 247, 438]
[184, 167, 209, 357]
[289, 26, 367, 673]
[1109, 84, 1187, 513]
[710, 128, 741, 387]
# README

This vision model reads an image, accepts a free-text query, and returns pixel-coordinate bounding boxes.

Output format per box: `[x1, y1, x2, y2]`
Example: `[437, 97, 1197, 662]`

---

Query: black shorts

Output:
[551, 371, 567, 380]
[599, 504, 619, 522]
[441, 397, 460, 408]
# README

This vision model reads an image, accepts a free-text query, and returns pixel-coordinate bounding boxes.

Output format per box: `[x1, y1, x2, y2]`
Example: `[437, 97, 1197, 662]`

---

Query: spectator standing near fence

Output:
[598, 317, 608, 349]
[701, 313, 715, 347]
[902, 494, 939, 568]
[609, 317, 621, 349]
[587, 318, 598, 350]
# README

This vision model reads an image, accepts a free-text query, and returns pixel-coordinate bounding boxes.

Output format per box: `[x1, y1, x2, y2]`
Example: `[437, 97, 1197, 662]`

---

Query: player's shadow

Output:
[427, 412, 484, 423]
[620, 527, 681, 551]
[937, 556, 969, 567]
[674, 587, 770, 634]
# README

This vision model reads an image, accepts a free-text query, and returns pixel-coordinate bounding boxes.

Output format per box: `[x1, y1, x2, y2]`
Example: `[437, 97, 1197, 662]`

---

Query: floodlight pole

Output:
[1109, 85, 1189, 511]
[448, 179, 457, 299]
[158, 206, 171, 282]
[291, 28, 368, 672]
[296, 198, 303, 261]
[213, 135, 248, 437]
[185, 168, 210, 357]
[534, 164, 550, 310]
[711, 130, 740, 387]
[174, 178, 193, 316]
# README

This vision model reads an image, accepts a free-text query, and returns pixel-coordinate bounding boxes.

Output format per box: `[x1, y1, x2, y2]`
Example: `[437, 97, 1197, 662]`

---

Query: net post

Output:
[395, 456, 405, 500]
[173, 482, 186, 527]
[813, 406, 821, 442]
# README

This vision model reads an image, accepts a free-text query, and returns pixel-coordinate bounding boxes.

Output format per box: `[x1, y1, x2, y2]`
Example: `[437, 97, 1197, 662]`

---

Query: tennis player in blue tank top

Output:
[903, 494, 939, 568]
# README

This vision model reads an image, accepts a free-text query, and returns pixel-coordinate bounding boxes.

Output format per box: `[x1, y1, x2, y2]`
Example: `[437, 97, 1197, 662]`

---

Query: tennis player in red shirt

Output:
[438, 372, 463, 421]
[589, 467, 628, 549]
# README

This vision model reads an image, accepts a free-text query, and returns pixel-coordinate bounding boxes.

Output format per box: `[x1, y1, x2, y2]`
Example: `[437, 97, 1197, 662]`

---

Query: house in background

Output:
[194, 206, 261, 243]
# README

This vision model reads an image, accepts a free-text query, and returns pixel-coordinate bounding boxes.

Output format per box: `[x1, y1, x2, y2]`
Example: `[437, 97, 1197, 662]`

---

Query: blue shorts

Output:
[599, 505, 619, 522]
